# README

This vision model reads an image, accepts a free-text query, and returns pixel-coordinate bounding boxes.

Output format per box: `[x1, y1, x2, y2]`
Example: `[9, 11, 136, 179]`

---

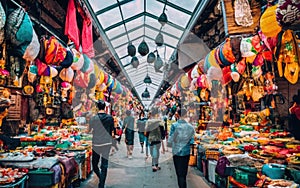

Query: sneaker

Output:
[128, 155, 133, 159]
[141, 150, 144, 153]
[152, 166, 158, 172]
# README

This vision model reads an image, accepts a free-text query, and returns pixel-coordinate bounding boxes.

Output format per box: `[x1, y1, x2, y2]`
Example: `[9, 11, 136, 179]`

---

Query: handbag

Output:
[234, 0, 253, 27]
[276, 0, 300, 27]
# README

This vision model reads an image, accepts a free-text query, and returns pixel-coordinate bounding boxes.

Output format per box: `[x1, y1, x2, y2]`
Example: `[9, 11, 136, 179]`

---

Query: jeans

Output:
[92, 145, 111, 188]
[150, 142, 161, 166]
[173, 155, 190, 188]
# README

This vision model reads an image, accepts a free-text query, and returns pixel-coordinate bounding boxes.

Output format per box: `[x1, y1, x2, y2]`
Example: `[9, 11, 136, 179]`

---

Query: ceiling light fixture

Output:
[144, 74, 152, 84]
[154, 52, 164, 72]
[147, 52, 156, 63]
[131, 56, 139, 68]
[155, 32, 164, 46]
[138, 10, 149, 56]
[117, 0, 136, 57]
[144, 63, 152, 84]
[142, 87, 150, 98]
[158, 0, 168, 26]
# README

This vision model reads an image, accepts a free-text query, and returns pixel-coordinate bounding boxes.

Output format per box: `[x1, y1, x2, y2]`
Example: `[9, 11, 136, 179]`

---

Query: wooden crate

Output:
[222, 0, 261, 35]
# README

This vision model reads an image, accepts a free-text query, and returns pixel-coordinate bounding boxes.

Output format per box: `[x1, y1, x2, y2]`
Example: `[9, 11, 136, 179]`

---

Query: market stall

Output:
[154, 0, 300, 187]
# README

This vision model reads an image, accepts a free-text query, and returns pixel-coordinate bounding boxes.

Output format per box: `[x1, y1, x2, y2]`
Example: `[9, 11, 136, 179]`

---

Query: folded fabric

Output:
[44, 36, 67, 65]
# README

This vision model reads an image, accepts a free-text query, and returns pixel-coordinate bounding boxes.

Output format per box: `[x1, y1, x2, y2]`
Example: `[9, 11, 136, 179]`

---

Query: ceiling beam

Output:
[178, 0, 211, 45]
[144, 12, 185, 31]
[118, 35, 176, 61]
[109, 23, 180, 42]
[156, 0, 192, 15]
[95, 0, 134, 15]
[104, 12, 145, 31]
[104, 12, 185, 32]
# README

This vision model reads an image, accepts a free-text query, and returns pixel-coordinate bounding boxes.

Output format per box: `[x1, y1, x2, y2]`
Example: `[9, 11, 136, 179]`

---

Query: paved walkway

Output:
[81, 132, 210, 188]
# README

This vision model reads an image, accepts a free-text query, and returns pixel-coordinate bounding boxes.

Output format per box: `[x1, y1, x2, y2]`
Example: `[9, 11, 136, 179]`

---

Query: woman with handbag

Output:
[145, 108, 165, 172]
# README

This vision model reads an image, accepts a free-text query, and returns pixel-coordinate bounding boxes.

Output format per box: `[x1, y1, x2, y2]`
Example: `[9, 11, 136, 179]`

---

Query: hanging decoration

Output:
[147, 52, 156, 63]
[142, 87, 150, 98]
[158, 12, 168, 26]
[138, 40, 149, 56]
[155, 32, 164, 46]
[154, 53, 163, 72]
[116, 0, 136, 57]
[144, 74, 152, 84]
[138, 13, 149, 56]
[158, 0, 168, 26]
[144, 63, 152, 84]
[127, 42, 136, 57]
[131, 56, 139, 68]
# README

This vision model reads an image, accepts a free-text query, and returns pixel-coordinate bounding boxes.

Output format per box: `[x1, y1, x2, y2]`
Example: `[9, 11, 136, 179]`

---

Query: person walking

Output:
[145, 108, 165, 172]
[88, 100, 117, 188]
[168, 108, 195, 188]
[136, 111, 149, 154]
[123, 110, 135, 159]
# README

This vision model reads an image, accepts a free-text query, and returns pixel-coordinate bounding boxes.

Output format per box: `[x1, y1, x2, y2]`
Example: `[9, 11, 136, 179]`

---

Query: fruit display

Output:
[0, 168, 28, 185]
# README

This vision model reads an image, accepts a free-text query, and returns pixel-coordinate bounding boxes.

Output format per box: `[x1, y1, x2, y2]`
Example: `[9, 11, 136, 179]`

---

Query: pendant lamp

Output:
[158, 12, 168, 26]
[144, 74, 152, 84]
[147, 52, 156, 63]
[155, 32, 164, 46]
[127, 42, 136, 57]
[154, 53, 163, 72]
[138, 40, 149, 56]
[158, 1, 168, 26]
[131, 56, 139, 68]
[142, 87, 150, 98]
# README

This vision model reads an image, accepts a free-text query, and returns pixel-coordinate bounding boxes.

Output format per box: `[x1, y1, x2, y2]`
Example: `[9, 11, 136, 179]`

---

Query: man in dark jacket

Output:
[88, 100, 116, 188]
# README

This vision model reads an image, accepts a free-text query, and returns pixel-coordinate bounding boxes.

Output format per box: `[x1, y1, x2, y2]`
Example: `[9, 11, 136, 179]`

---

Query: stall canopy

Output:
[84, 0, 210, 108]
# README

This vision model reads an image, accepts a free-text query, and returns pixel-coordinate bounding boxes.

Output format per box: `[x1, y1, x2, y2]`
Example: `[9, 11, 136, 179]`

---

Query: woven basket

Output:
[206, 150, 220, 161]
[189, 155, 197, 166]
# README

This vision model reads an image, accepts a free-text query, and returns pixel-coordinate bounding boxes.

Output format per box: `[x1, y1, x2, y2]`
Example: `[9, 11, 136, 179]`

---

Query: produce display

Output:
[0, 168, 28, 185]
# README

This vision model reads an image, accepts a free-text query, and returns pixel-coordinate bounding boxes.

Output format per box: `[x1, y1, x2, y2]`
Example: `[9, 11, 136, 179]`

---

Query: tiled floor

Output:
[81, 132, 210, 188]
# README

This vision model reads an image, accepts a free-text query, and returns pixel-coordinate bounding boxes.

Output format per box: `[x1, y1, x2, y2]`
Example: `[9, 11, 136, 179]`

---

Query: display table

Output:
[0, 175, 28, 188]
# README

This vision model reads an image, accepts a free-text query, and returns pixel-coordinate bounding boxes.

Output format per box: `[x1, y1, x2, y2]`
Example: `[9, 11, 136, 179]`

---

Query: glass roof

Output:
[85, 0, 206, 107]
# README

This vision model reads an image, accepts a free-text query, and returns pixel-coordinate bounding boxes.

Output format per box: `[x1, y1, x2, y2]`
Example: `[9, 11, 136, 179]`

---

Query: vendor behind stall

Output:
[289, 94, 300, 140]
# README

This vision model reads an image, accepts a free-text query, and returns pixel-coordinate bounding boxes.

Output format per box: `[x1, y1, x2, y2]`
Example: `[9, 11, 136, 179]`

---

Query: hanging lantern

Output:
[131, 56, 139, 68]
[147, 52, 156, 63]
[127, 42, 136, 57]
[154, 54, 163, 72]
[155, 33, 164, 46]
[144, 74, 152, 84]
[158, 12, 168, 26]
[142, 87, 150, 98]
[138, 40, 149, 56]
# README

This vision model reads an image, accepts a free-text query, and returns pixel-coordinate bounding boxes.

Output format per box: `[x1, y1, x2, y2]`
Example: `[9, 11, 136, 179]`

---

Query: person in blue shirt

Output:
[168, 108, 195, 188]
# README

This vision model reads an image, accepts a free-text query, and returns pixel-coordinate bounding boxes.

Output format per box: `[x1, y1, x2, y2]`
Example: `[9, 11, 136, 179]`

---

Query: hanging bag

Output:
[0, 2, 6, 45]
[234, 0, 254, 27]
[276, 0, 300, 27]
[6, 8, 34, 56]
